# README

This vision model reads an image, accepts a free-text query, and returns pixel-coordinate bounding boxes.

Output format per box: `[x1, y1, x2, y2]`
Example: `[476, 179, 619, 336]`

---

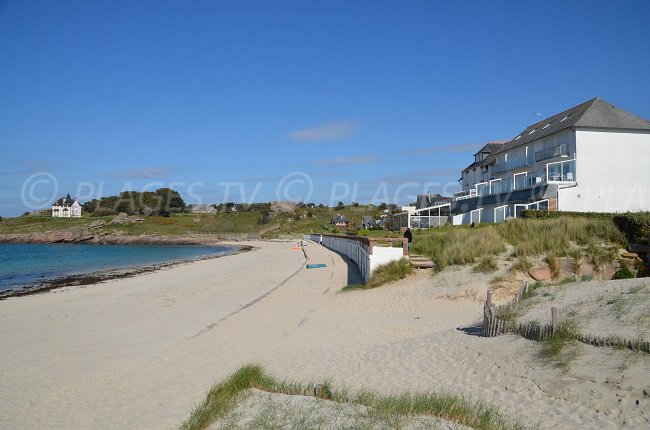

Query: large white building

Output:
[52, 194, 81, 218]
[395, 98, 650, 228]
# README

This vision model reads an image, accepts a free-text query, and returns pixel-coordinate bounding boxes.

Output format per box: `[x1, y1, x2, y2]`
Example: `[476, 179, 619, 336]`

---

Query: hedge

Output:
[613, 212, 650, 245]
[522, 210, 650, 245]
[520, 210, 615, 220]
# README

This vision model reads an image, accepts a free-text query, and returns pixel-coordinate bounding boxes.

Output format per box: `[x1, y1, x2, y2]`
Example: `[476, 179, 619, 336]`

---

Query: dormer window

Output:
[528, 128, 538, 135]
[542, 121, 553, 130]
[514, 134, 522, 141]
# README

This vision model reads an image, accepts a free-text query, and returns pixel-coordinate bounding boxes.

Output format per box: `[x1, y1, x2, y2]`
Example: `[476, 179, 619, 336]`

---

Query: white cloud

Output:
[288, 121, 359, 142]
[313, 155, 377, 165]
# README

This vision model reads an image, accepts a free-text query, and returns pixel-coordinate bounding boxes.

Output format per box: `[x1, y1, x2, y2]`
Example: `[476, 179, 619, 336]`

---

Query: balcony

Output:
[546, 159, 576, 182]
[535, 144, 568, 162]
[492, 157, 534, 174]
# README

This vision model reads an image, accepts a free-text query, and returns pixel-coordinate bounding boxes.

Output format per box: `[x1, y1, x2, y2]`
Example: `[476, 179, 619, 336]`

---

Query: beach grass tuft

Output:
[510, 257, 533, 273]
[539, 320, 581, 370]
[340, 284, 366, 292]
[180, 365, 526, 430]
[474, 255, 499, 273]
[365, 258, 414, 289]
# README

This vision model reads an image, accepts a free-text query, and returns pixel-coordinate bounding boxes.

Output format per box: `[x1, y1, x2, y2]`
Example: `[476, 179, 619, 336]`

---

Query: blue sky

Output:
[1, 0, 649, 216]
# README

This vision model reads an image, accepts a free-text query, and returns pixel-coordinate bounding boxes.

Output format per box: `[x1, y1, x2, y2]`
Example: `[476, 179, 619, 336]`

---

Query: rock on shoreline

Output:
[0, 229, 250, 245]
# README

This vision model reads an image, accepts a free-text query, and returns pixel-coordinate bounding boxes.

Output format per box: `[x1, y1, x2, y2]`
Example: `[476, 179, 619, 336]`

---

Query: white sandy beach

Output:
[1, 240, 648, 429]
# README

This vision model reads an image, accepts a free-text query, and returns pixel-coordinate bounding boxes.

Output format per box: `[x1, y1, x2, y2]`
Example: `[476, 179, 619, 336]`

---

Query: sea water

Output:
[0, 243, 235, 292]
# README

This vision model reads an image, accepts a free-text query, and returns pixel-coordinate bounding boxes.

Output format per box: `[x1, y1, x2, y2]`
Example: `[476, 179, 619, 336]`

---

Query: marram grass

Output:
[364, 258, 414, 289]
[180, 364, 526, 430]
[413, 217, 626, 271]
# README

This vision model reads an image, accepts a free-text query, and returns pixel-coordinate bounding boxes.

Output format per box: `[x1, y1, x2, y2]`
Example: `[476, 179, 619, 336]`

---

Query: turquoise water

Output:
[0, 243, 235, 292]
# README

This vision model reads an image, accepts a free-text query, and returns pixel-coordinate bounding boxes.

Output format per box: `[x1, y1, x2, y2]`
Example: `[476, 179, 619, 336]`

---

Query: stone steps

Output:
[409, 254, 434, 269]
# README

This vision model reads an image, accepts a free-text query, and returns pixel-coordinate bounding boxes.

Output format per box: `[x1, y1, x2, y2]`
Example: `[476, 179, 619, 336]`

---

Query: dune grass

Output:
[340, 284, 366, 292]
[474, 255, 499, 273]
[510, 257, 533, 273]
[413, 218, 626, 272]
[364, 258, 414, 289]
[539, 320, 581, 370]
[181, 364, 525, 430]
[413, 227, 506, 271]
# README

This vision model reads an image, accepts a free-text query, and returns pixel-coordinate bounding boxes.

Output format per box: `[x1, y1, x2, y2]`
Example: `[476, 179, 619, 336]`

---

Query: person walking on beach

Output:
[404, 227, 412, 252]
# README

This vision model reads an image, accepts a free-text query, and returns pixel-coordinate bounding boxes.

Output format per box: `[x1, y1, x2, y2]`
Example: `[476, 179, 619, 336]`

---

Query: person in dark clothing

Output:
[404, 227, 413, 252]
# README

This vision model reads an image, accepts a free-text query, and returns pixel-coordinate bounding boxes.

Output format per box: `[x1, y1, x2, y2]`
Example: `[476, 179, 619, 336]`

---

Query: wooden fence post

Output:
[483, 290, 494, 337]
[523, 281, 529, 296]
[551, 307, 558, 335]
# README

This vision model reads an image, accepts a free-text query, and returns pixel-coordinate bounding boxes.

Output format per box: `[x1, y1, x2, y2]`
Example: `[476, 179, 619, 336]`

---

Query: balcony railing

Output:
[546, 159, 576, 182]
[492, 158, 534, 174]
[458, 160, 576, 202]
[535, 144, 568, 162]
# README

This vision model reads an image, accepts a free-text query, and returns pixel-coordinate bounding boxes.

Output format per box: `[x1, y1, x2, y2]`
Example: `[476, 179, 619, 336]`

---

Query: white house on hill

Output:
[52, 194, 81, 218]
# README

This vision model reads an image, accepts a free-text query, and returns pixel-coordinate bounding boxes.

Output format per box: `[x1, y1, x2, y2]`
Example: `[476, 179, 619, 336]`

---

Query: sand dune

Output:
[0, 240, 648, 429]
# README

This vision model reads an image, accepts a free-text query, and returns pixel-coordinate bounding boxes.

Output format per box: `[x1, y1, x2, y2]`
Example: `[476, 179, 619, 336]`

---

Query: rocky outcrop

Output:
[86, 220, 106, 229]
[108, 213, 145, 225]
[0, 228, 96, 244]
[0, 230, 237, 245]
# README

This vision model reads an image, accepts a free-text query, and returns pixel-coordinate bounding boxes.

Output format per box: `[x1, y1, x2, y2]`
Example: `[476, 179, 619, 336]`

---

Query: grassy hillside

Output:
[0, 204, 390, 238]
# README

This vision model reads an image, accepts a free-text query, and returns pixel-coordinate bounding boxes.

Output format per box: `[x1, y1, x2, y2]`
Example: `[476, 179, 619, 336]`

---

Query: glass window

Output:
[563, 160, 576, 181]
[471, 210, 481, 224]
[515, 205, 526, 218]
[547, 162, 562, 181]
[514, 172, 528, 190]
[495, 206, 507, 223]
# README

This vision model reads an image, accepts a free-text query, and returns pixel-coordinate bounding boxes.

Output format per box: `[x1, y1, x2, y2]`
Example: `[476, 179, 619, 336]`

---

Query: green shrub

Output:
[521, 210, 615, 220]
[613, 212, 650, 245]
[613, 262, 635, 280]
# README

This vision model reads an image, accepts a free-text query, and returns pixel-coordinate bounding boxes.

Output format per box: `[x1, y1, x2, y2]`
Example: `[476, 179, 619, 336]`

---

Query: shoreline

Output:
[0, 230, 257, 245]
[1, 240, 647, 429]
[0, 243, 254, 300]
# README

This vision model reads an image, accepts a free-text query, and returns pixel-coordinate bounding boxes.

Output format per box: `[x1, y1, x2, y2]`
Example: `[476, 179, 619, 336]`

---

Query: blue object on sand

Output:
[307, 264, 327, 269]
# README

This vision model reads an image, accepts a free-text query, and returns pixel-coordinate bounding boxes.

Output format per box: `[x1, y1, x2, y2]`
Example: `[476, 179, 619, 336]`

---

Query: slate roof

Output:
[461, 141, 506, 172]
[496, 98, 650, 155]
[53, 193, 76, 207]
